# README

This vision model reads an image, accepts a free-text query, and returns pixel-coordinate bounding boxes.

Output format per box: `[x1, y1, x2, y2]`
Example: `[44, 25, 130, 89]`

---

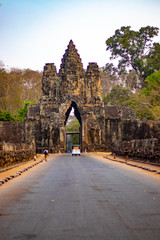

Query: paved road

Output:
[0, 153, 160, 240]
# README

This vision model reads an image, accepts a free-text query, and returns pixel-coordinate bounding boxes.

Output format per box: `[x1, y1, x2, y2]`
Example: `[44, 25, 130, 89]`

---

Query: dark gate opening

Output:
[66, 132, 80, 153]
[65, 101, 82, 152]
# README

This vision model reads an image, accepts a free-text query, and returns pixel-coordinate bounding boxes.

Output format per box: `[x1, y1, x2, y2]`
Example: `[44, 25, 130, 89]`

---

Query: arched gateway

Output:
[25, 40, 106, 153]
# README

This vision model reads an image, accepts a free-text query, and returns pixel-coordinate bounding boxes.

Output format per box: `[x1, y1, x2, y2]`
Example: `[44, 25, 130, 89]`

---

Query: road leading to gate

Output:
[0, 153, 160, 240]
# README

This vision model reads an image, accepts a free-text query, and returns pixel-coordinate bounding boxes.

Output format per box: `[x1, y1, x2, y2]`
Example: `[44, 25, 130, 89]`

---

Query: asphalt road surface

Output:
[0, 153, 160, 240]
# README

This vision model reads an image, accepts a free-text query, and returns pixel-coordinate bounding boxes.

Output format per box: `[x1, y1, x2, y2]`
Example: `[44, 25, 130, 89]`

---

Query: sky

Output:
[0, 0, 160, 72]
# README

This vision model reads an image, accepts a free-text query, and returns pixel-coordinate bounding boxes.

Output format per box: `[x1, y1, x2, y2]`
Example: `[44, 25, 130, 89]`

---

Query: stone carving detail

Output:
[42, 63, 59, 102]
[59, 40, 85, 97]
[85, 63, 102, 103]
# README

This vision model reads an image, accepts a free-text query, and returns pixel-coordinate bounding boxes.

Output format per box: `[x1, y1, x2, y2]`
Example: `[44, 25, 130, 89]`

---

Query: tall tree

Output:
[128, 70, 160, 120]
[102, 85, 132, 106]
[105, 26, 160, 87]
[0, 66, 42, 114]
[21, 69, 42, 104]
[146, 43, 160, 74]
[0, 68, 22, 113]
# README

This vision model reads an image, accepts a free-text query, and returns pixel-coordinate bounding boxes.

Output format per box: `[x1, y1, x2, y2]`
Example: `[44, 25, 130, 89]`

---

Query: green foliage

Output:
[102, 63, 118, 76]
[142, 70, 160, 96]
[71, 134, 80, 145]
[128, 70, 160, 120]
[66, 119, 80, 146]
[16, 101, 33, 121]
[151, 106, 160, 120]
[66, 119, 80, 132]
[105, 26, 160, 85]
[145, 43, 160, 76]
[0, 110, 16, 121]
[102, 85, 132, 106]
[128, 95, 153, 120]
[0, 101, 33, 121]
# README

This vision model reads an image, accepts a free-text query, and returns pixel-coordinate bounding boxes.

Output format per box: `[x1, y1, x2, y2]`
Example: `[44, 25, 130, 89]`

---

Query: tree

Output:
[102, 63, 118, 76]
[146, 43, 160, 74]
[128, 93, 153, 120]
[128, 70, 160, 120]
[0, 65, 42, 114]
[102, 85, 132, 106]
[16, 101, 33, 121]
[0, 68, 23, 113]
[20, 69, 42, 104]
[66, 119, 80, 132]
[0, 110, 16, 121]
[66, 118, 80, 145]
[105, 26, 159, 86]
[142, 70, 160, 96]
[0, 102, 33, 121]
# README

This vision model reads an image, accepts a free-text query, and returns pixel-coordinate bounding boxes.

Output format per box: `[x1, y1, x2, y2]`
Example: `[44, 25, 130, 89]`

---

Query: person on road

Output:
[44, 149, 49, 161]
[124, 148, 128, 162]
[34, 154, 37, 161]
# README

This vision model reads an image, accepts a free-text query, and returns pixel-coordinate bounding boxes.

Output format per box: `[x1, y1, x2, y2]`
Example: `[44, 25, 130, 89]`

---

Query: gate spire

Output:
[59, 40, 85, 96]
[59, 39, 83, 74]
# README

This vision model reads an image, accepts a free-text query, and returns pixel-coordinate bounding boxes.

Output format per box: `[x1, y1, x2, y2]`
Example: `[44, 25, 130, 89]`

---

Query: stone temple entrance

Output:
[2, 42, 159, 160]
[65, 101, 81, 152]
[25, 40, 106, 153]
[25, 40, 154, 157]
[66, 133, 80, 153]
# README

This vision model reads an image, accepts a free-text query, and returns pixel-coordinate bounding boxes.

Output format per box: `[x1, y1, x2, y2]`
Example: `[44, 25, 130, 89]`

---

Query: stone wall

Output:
[0, 122, 25, 143]
[104, 108, 160, 163]
[0, 140, 36, 168]
[0, 122, 36, 168]
[112, 138, 160, 162]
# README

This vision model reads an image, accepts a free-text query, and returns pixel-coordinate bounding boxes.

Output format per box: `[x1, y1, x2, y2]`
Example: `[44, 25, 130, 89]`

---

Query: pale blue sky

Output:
[0, 0, 160, 71]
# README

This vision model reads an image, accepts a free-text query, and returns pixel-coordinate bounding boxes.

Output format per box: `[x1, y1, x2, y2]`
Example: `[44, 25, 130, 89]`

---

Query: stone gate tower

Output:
[25, 40, 106, 153]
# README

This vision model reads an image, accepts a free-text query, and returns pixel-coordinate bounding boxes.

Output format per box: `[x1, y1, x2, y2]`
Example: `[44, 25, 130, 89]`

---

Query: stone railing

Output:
[0, 140, 36, 168]
[111, 138, 160, 163]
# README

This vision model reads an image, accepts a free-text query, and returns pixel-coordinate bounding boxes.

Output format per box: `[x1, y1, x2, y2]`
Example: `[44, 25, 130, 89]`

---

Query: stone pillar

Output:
[81, 118, 88, 152]
[59, 125, 66, 152]
[49, 126, 53, 148]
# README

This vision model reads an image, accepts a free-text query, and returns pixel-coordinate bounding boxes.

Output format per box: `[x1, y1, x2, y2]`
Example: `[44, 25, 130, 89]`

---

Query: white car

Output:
[72, 145, 81, 156]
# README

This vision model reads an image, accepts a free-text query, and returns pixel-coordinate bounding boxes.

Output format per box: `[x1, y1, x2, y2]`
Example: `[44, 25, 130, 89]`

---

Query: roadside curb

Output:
[103, 155, 160, 175]
[0, 158, 44, 186]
